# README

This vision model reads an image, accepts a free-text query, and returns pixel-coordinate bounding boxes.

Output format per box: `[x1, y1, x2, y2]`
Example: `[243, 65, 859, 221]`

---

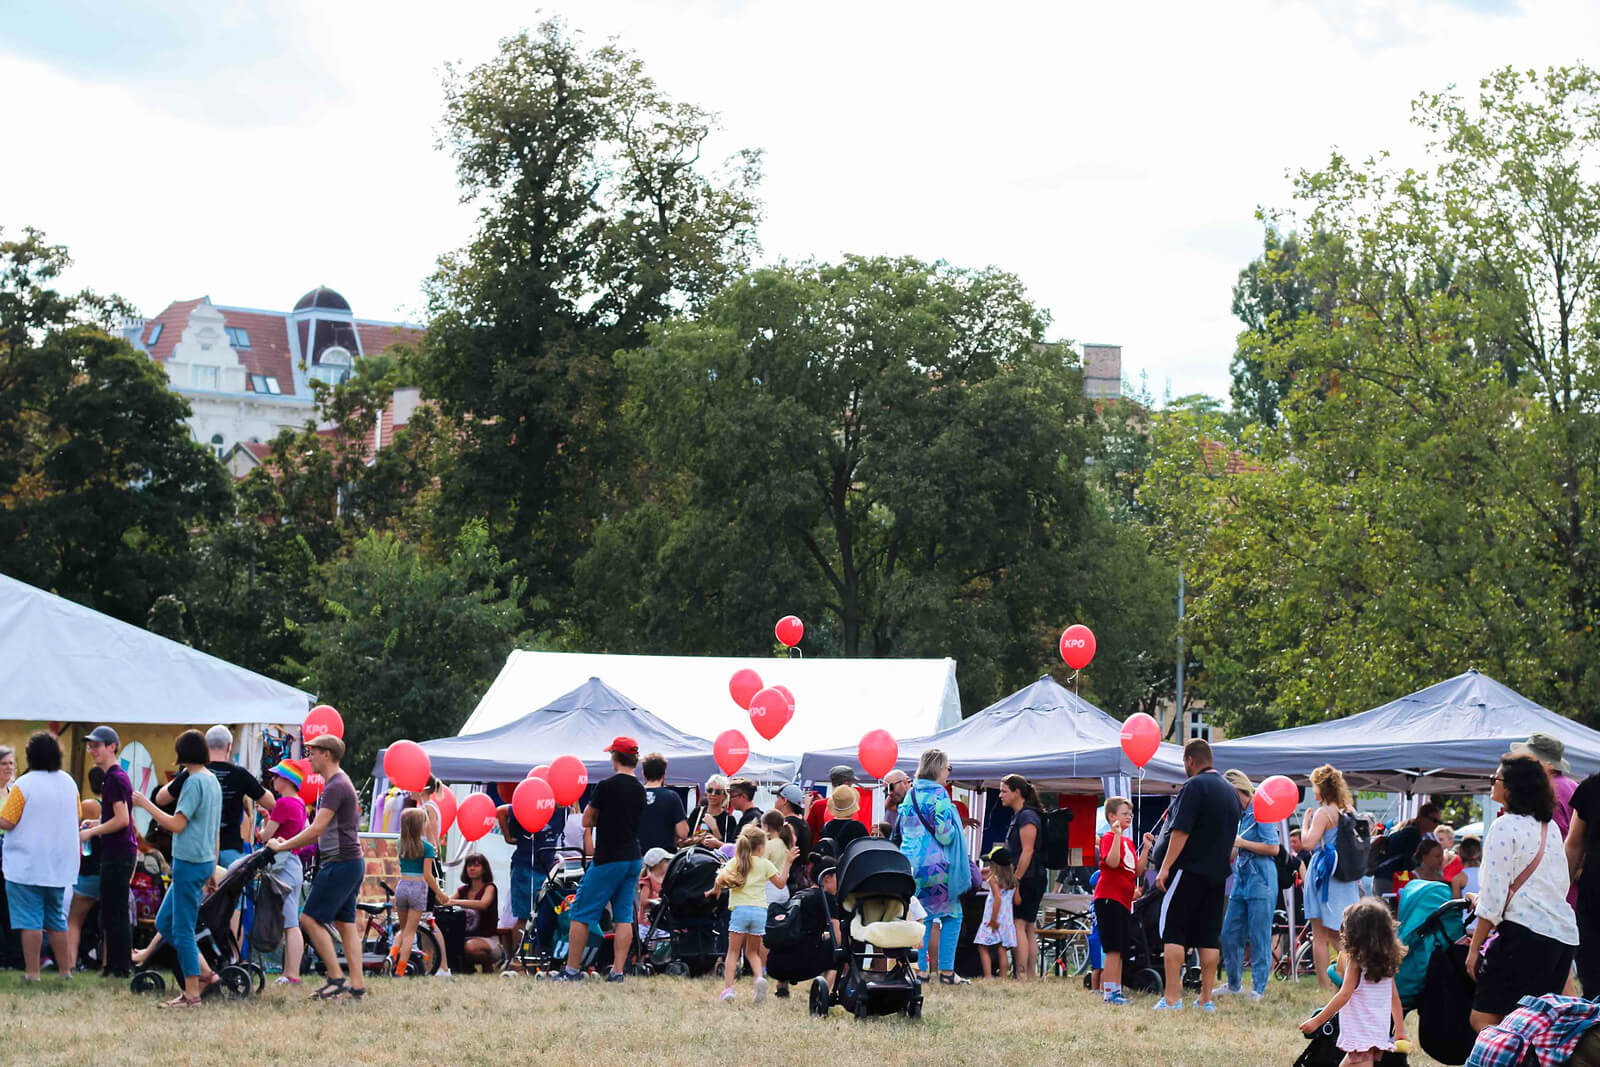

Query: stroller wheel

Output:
[854, 1000, 870, 1020]
[218, 964, 254, 998]
[905, 996, 923, 1020]
[637, 961, 655, 977]
[1127, 966, 1164, 994]
[809, 978, 830, 1017]
[245, 962, 266, 994]
[129, 970, 166, 996]
[665, 961, 691, 979]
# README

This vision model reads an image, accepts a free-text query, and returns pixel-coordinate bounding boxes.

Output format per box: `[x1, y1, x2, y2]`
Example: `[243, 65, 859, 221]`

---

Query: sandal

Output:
[159, 994, 202, 1009]
[309, 977, 348, 1000]
[346, 986, 367, 1000]
[939, 972, 971, 985]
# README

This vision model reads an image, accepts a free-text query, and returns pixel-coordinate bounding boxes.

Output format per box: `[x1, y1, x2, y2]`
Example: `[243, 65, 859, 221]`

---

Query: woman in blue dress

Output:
[1303, 763, 1362, 994]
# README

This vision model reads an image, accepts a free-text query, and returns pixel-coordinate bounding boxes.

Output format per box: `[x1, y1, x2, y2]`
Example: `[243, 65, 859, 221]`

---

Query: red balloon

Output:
[858, 729, 899, 780]
[456, 792, 498, 842]
[528, 764, 550, 781]
[771, 684, 796, 711]
[775, 615, 805, 648]
[1059, 624, 1097, 671]
[383, 739, 432, 792]
[496, 781, 519, 804]
[301, 773, 325, 807]
[714, 729, 750, 776]
[748, 687, 793, 741]
[1253, 775, 1300, 823]
[303, 704, 344, 742]
[547, 755, 589, 807]
[431, 785, 457, 837]
[729, 669, 764, 710]
[1119, 712, 1160, 768]
[512, 776, 556, 833]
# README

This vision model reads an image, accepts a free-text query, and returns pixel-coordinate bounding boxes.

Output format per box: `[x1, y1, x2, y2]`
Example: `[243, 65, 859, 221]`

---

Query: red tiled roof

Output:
[140, 298, 426, 399]
[1199, 439, 1266, 476]
[242, 441, 273, 460]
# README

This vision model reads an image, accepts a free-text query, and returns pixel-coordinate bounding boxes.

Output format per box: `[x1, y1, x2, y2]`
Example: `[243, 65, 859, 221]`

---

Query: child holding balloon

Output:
[1095, 797, 1144, 1004]
[391, 808, 445, 976]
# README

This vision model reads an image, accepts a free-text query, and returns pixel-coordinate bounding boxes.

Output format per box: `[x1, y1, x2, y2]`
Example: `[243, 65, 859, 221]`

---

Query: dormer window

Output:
[249, 374, 282, 395]
[225, 326, 252, 348]
[147, 323, 163, 346]
[193, 366, 218, 389]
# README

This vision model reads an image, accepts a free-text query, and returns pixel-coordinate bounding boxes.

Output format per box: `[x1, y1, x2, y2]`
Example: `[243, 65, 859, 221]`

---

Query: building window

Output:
[225, 326, 252, 348]
[1186, 707, 1211, 743]
[249, 374, 282, 394]
[210, 433, 225, 459]
[193, 366, 218, 389]
[146, 323, 163, 346]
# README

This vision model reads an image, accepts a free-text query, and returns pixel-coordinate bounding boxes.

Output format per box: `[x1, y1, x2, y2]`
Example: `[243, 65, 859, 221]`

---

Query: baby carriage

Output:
[1295, 1012, 1410, 1067]
[130, 850, 273, 998]
[807, 837, 924, 1020]
[1123, 883, 1200, 993]
[539, 850, 616, 973]
[634, 845, 721, 978]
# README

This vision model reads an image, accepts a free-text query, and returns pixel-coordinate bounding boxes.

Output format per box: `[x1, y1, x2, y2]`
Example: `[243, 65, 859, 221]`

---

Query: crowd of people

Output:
[8, 720, 1600, 1058]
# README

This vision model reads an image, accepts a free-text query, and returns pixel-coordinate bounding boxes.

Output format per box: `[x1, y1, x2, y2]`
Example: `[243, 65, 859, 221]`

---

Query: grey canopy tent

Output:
[374, 677, 795, 787]
[797, 675, 1189, 791]
[1210, 669, 1600, 794]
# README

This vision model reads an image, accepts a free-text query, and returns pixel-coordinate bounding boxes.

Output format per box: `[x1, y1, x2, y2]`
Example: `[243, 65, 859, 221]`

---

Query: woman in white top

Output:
[0, 732, 81, 981]
[1466, 753, 1578, 1032]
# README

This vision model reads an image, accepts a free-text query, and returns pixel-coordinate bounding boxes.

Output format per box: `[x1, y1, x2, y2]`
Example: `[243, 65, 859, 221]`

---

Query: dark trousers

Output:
[0, 843, 20, 969]
[1576, 905, 1600, 998]
[99, 858, 135, 976]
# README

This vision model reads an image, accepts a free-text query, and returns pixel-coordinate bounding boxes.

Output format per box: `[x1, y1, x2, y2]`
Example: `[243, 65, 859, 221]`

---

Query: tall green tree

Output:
[0, 227, 230, 622]
[1147, 65, 1600, 730]
[574, 256, 1176, 713]
[420, 20, 762, 622]
[289, 521, 527, 779]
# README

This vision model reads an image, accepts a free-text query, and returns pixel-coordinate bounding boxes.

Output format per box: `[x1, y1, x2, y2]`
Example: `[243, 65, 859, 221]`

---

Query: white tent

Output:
[459, 650, 962, 769]
[0, 572, 312, 771]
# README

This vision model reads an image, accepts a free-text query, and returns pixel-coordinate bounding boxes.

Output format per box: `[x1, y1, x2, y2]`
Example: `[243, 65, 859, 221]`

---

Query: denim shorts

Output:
[509, 864, 535, 921]
[7, 882, 67, 932]
[571, 859, 643, 926]
[302, 857, 364, 925]
[74, 874, 102, 900]
[729, 905, 768, 936]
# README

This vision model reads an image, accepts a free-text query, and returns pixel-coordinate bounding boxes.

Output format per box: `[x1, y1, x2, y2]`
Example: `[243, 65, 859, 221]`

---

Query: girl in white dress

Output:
[1298, 898, 1409, 1065]
[975, 846, 1018, 978]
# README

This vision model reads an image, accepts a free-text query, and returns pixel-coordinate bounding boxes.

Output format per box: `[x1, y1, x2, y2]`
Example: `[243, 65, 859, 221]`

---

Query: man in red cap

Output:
[552, 737, 645, 983]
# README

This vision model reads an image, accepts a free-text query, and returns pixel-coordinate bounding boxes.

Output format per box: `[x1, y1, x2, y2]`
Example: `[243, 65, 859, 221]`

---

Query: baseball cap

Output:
[828, 764, 858, 785]
[642, 847, 673, 868]
[85, 726, 119, 747]
[605, 736, 639, 757]
[986, 845, 1014, 867]
[778, 783, 805, 807]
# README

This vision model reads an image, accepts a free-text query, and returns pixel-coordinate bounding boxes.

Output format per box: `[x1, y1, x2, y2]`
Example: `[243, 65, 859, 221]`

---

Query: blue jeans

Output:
[1221, 894, 1273, 995]
[920, 913, 960, 973]
[156, 859, 210, 979]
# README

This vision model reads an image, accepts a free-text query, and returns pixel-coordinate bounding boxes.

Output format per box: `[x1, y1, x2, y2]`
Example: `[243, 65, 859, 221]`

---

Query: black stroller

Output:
[808, 838, 924, 1020]
[634, 845, 721, 978]
[1123, 883, 1201, 993]
[131, 850, 272, 997]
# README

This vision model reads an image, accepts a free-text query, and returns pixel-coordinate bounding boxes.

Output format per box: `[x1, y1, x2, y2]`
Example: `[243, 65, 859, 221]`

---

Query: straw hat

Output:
[826, 784, 860, 818]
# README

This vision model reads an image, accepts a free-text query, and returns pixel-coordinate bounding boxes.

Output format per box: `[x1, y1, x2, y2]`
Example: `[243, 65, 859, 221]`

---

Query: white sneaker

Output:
[754, 976, 769, 1002]
[1213, 986, 1243, 996]
[1247, 991, 1264, 1001]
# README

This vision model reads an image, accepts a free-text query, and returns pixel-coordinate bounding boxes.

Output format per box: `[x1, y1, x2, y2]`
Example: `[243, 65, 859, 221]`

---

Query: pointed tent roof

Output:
[0, 572, 311, 725]
[798, 675, 1189, 789]
[1210, 670, 1600, 793]
[383, 677, 795, 786]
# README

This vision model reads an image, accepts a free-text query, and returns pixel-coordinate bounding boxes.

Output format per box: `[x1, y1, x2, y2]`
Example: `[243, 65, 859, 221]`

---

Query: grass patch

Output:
[0, 969, 1445, 1065]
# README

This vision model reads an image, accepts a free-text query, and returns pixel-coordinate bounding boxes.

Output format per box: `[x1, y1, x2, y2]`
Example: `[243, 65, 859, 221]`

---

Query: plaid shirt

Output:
[1468, 995, 1600, 1067]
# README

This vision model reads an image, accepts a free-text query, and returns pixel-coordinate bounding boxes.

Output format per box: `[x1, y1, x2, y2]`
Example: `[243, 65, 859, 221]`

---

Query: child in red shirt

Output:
[1095, 796, 1146, 1006]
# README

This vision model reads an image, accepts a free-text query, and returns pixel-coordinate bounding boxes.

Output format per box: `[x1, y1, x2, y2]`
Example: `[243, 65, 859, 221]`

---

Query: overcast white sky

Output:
[1, 0, 1593, 401]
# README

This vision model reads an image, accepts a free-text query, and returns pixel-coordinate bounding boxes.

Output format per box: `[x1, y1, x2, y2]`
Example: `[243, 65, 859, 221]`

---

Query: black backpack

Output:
[1039, 808, 1074, 870]
[1334, 812, 1373, 883]
[1276, 842, 1299, 893]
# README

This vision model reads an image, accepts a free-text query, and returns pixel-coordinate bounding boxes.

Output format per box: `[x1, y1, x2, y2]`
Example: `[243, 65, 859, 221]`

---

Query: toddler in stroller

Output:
[805, 838, 925, 1020]
[130, 850, 272, 999]
[634, 845, 721, 977]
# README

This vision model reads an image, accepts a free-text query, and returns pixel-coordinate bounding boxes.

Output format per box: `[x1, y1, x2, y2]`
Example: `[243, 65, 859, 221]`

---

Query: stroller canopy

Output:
[798, 675, 1189, 790]
[662, 846, 722, 917]
[376, 677, 795, 786]
[837, 837, 917, 902]
[1211, 670, 1600, 793]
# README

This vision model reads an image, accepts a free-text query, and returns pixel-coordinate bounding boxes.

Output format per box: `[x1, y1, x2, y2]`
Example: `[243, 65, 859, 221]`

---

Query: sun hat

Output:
[1511, 732, 1570, 774]
[270, 759, 307, 791]
[826, 784, 860, 818]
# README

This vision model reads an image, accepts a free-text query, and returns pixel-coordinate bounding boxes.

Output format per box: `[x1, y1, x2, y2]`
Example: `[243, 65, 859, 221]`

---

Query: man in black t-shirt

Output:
[728, 778, 763, 828]
[636, 753, 688, 856]
[554, 737, 646, 983]
[1566, 774, 1600, 992]
[156, 725, 268, 866]
[1152, 738, 1242, 1012]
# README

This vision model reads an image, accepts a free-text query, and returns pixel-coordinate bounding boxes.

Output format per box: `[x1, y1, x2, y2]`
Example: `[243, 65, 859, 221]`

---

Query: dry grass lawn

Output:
[0, 969, 1447, 1065]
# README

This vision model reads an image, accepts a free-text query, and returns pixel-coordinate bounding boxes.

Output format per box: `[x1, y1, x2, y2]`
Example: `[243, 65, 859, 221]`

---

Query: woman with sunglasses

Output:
[689, 775, 737, 848]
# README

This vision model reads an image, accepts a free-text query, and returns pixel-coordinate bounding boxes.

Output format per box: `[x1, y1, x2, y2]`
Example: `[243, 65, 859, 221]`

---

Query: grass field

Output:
[0, 968, 1448, 1066]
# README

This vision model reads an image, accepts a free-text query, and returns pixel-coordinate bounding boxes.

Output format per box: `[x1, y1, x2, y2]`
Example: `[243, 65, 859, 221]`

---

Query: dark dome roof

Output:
[293, 286, 351, 313]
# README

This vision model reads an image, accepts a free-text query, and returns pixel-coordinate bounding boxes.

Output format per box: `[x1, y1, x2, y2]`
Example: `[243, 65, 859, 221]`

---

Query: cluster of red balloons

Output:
[1252, 775, 1301, 823]
[1119, 712, 1160, 768]
[728, 668, 797, 741]
[1059, 624, 1097, 671]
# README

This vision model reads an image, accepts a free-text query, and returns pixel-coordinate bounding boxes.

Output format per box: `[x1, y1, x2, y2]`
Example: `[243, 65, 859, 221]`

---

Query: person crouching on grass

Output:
[710, 823, 795, 1003]
[266, 734, 366, 1001]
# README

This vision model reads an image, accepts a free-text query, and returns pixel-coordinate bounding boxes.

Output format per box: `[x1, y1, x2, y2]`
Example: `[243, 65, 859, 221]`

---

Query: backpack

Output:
[1276, 842, 1299, 893]
[1334, 812, 1372, 883]
[1039, 808, 1074, 870]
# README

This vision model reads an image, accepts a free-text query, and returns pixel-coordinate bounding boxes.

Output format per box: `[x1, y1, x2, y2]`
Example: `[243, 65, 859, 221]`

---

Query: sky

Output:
[1, 0, 1593, 402]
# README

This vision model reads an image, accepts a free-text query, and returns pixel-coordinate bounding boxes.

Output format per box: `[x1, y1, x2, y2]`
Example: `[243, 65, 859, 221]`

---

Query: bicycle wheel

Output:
[412, 926, 442, 976]
[1061, 934, 1091, 977]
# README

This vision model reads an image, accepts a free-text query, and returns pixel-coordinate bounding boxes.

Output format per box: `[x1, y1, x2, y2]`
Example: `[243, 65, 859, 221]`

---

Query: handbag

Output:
[1480, 821, 1549, 960]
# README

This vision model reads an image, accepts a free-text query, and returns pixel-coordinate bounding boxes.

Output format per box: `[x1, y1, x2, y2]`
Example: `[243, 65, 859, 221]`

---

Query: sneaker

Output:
[720, 988, 735, 1003]
[754, 976, 769, 1002]
[1213, 985, 1243, 996]
[1197, 1000, 1217, 1013]
[274, 976, 301, 986]
[1152, 998, 1183, 1011]
[549, 968, 584, 983]
[1104, 990, 1132, 1006]
[1247, 991, 1264, 1002]
[605, 971, 625, 984]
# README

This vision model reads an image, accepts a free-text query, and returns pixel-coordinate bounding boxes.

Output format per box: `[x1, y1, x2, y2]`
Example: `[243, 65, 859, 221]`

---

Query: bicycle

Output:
[302, 881, 442, 977]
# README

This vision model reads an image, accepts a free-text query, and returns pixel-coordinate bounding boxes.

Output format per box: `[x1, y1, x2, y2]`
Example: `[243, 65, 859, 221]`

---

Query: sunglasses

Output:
[706, 788, 726, 795]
